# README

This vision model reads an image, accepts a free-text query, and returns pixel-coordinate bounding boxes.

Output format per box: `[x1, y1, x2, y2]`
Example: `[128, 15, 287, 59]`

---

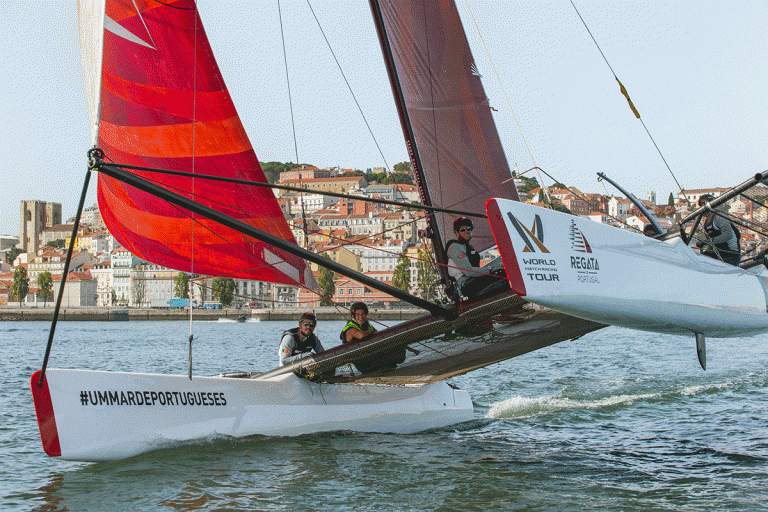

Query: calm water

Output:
[2, 319, 767, 511]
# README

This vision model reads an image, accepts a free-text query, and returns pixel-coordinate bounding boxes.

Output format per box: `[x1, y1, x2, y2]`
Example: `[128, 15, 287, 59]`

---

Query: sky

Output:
[1, 1, 766, 237]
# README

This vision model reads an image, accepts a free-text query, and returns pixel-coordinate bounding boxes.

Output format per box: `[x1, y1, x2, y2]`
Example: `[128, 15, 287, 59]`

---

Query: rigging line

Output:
[462, 0, 551, 206]
[122, 169, 418, 255]
[102, 162, 486, 218]
[305, 0, 392, 174]
[137, 167, 424, 260]
[537, 165, 642, 232]
[708, 210, 768, 239]
[313, 218, 421, 254]
[278, 0, 300, 174]
[155, 188, 305, 282]
[738, 193, 768, 211]
[131, 169, 430, 268]
[190, 2, 199, 341]
[153, 0, 195, 10]
[278, 0, 309, 246]
[568, 0, 687, 199]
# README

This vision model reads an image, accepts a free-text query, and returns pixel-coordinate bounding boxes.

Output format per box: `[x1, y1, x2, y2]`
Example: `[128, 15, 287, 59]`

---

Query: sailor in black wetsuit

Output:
[278, 312, 325, 366]
[696, 194, 741, 266]
[445, 217, 508, 300]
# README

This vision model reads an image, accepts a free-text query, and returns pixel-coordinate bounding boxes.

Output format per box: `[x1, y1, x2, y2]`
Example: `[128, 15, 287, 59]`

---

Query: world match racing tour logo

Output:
[506, 212, 559, 282]
[506, 213, 600, 284]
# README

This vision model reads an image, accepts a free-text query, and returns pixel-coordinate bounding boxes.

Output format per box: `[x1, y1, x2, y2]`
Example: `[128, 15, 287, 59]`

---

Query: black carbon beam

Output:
[94, 156, 454, 319]
[38, 166, 93, 386]
[98, 162, 485, 219]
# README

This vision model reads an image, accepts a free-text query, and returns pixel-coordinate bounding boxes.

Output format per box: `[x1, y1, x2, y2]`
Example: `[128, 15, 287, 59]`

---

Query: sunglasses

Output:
[458, 227, 473, 232]
[301, 322, 316, 328]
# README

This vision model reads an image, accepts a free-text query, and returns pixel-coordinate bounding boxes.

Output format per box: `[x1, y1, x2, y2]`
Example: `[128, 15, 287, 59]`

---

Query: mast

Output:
[369, 0, 451, 284]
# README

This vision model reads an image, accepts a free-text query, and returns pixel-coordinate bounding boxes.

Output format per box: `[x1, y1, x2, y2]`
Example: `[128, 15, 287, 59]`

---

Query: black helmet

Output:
[453, 217, 473, 232]
[299, 312, 316, 323]
[698, 194, 715, 206]
[350, 302, 368, 316]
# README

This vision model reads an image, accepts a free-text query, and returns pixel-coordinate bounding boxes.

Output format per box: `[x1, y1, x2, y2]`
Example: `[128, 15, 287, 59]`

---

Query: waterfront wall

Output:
[0, 306, 426, 322]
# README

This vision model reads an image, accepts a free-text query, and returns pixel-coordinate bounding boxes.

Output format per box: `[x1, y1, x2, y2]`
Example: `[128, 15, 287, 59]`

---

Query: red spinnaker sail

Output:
[81, 0, 312, 286]
[374, 0, 519, 252]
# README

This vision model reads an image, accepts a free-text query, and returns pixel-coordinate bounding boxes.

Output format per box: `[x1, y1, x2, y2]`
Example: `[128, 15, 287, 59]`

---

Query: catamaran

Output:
[31, 0, 602, 461]
[488, 170, 768, 371]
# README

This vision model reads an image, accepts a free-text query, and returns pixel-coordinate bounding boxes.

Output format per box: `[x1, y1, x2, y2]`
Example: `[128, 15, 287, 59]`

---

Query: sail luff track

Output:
[369, 0, 450, 284]
[77, 0, 107, 147]
[369, 0, 520, 256]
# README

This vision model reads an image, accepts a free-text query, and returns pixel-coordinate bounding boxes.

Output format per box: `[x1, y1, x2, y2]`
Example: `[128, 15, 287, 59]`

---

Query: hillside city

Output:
[2, 163, 766, 310]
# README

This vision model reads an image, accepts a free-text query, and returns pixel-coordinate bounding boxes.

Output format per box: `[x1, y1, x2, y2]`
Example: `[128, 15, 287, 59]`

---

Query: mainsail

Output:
[371, 0, 519, 253]
[78, 0, 313, 286]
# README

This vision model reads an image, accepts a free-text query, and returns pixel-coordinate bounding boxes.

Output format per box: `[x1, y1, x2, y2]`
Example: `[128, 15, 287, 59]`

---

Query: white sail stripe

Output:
[264, 248, 300, 285]
[104, 14, 155, 49]
[132, 0, 156, 48]
[77, 0, 107, 147]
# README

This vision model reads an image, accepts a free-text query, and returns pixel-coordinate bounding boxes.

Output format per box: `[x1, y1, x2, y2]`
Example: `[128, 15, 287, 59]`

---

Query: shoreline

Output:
[0, 306, 426, 322]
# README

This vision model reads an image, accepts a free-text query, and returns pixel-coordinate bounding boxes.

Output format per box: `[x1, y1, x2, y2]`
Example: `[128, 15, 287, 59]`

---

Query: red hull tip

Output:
[30, 371, 61, 457]
[486, 199, 527, 297]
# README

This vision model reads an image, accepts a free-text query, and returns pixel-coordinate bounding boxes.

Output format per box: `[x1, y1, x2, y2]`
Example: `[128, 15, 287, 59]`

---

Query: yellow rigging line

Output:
[568, 0, 688, 200]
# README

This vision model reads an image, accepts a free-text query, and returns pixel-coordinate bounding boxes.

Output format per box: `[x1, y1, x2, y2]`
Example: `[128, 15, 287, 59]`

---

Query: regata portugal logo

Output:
[506, 212, 549, 253]
[570, 220, 593, 253]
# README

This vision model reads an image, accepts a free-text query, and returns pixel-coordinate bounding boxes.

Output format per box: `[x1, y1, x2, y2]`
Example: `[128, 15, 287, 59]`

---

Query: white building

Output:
[297, 193, 339, 214]
[27, 250, 95, 287]
[607, 196, 633, 219]
[50, 269, 97, 307]
[90, 261, 113, 307]
[587, 212, 608, 224]
[133, 263, 178, 307]
[112, 247, 145, 305]
[358, 239, 408, 273]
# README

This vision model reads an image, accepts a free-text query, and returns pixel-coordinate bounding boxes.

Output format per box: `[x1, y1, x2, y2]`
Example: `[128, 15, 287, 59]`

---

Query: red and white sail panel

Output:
[77, 0, 314, 286]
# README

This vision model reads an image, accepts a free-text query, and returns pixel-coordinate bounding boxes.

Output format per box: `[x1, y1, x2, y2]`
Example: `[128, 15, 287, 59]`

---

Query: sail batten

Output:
[79, 0, 313, 287]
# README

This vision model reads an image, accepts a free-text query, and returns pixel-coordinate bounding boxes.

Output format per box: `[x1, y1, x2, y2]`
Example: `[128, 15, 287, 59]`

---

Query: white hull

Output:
[31, 369, 473, 461]
[487, 199, 768, 338]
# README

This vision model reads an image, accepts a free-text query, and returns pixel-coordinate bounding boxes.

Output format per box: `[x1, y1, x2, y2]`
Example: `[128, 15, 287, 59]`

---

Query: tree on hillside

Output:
[393, 161, 412, 175]
[383, 172, 413, 185]
[174, 271, 190, 298]
[38, 271, 53, 306]
[392, 252, 410, 292]
[668, 192, 675, 206]
[541, 194, 572, 215]
[48, 239, 66, 249]
[212, 276, 236, 306]
[260, 161, 316, 184]
[516, 176, 540, 194]
[416, 247, 437, 302]
[5, 247, 22, 265]
[12, 267, 29, 307]
[317, 254, 335, 306]
[364, 172, 387, 184]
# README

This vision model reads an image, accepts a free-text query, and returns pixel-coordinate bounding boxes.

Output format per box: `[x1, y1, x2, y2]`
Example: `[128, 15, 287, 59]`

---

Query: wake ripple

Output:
[486, 380, 740, 419]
